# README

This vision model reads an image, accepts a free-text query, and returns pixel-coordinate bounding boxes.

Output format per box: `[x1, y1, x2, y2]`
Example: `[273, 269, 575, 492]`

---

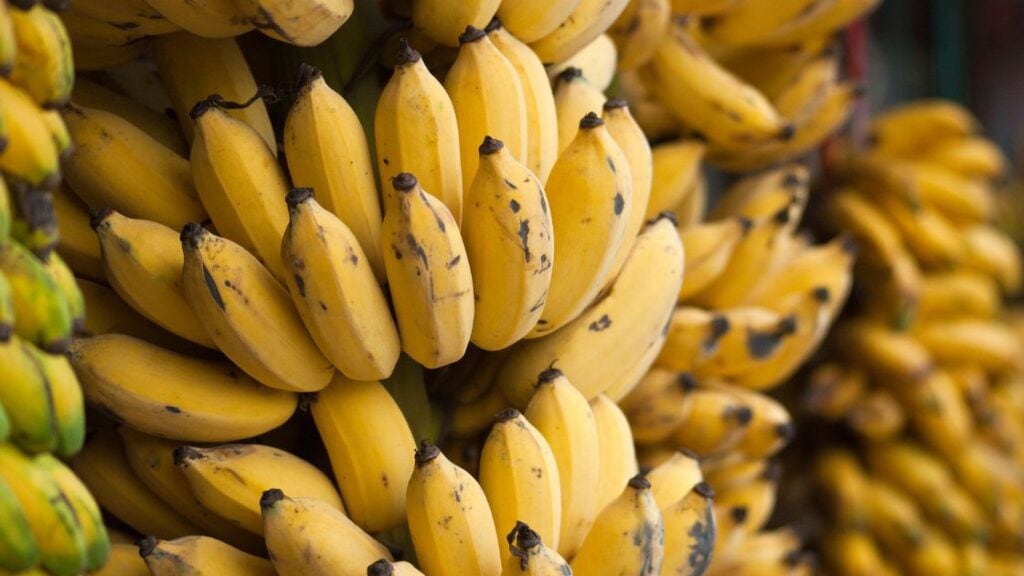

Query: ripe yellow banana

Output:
[547, 33, 618, 91]
[678, 217, 748, 301]
[770, 51, 840, 115]
[8, 4, 73, 107]
[233, 0, 351, 46]
[176, 443, 344, 535]
[0, 77, 60, 188]
[0, 239, 71, 352]
[407, 443, 501, 575]
[309, 374, 416, 533]
[745, 235, 855, 310]
[825, 186, 902, 263]
[464, 137, 554, 350]
[496, 0, 581, 43]
[961, 224, 1022, 293]
[284, 65, 384, 280]
[914, 318, 1021, 372]
[626, 373, 694, 445]
[608, 0, 670, 70]
[68, 37, 150, 71]
[140, 0, 252, 38]
[918, 136, 1006, 179]
[710, 164, 808, 221]
[868, 100, 979, 158]
[814, 449, 870, 530]
[917, 270, 1000, 320]
[480, 408, 562, 560]
[645, 138, 705, 220]
[34, 453, 108, 571]
[53, 185, 102, 281]
[139, 535, 275, 576]
[70, 333, 297, 441]
[0, 467, 40, 572]
[62, 0, 179, 34]
[760, 0, 882, 47]
[702, 456, 769, 493]
[0, 3, 14, 76]
[833, 319, 933, 383]
[714, 467, 779, 538]
[0, 336, 56, 454]
[602, 99, 653, 283]
[500, 522, 571, 575]
[901, 161, 993, 225]
[553, 67, 607, 155]
[70, 76, 188, 156]
[903, 370, 974, 457]
[61, 104, 206, 230]
[570, 475, 664, 574]
[670, 385, 753, 457]
[529, 0, 630, 64]
[411, 0, 500, 46]
[75, 279, 193, 348]
[445, 27, 528, 195]
[500, 216, 683, 405]
[281, 189, 400, 380]
[701, 0, 817, 46]
[645, 448, 703, 508]
[92, 209, 215, 348]
[591, 394, 639, 512]
[820, 530, 894, 576]
[724, 385, 793, 459]
[381, 173, 473, 368]
[661, 482, 716, 576]
[181, 225, 334, 391]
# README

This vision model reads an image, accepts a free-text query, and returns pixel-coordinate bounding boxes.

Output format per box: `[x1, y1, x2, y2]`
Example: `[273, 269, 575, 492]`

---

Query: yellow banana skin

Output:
[60, 0, 180, 35]
[284, 65, 384, 280]
[0, 443, 85, 576]
[0, 466, 38, 573]
[381, 173, 473, 369]
[375, 40, 463, 224]
[34, 453, 108, 571]
[91, 542, 149, 576]
[232, 0, 352, 46]
[500, 522, 571, 575]
[500, 216, 684, 406]
[367, 559, 426, 576]
[176, 443, 344, 536]
[93, 209, 215, 348]
[678, 218, 748, 302]
[139, 535, 275, 576]
[646, 138, 705, 221]
[26, 346, 83, 457]
[591, 394, 639, 512]
[464, 137, 554, 350]
[39, 251, 84, 337]
[411, 0, 500, 46]
[445, 27, 528, 197]
[529, 0, 630, 64]
[554, 67, 607, 156]
[53, 185, 102, 281]
[62, 104, 206, 230]
[670, 385, 753, 458]
[407, 443, 502, 576]
[140, 0, 253, 38]
[570, 475, 665, 575]
[602, 100, 653, 285]
[189, 103, 289, 282]
[309, 374, 416, 533]
[527, 112, 632, 338]
[0, 3, 15, 76]
[70, 77, 188, 156]
[0, 77, 60, 188]
[0, 336, 57, 453]
[646, 449, 704, 508]
[608, 0, 671, 70]
[868, 100, 979, 158]
[480, 408, 562, 560]
[9, 4, 73, 107]
[661, 482, 716, 576]
[497, 0, 581, 43]
[0, 239, 71, 352]
[181, 224, 334, 392]
[281, 189, 400, 380]
[75, 279, 194, 348]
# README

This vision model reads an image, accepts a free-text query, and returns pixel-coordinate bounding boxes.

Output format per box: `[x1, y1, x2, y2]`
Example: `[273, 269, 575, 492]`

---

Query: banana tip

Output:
[537, 366, 563, 385]
[458, 26, 486, 44]
[479, 136, 504, 155]
[604, 98, 629, 111]
[391, 173, 418, 192]
[694, 481, 715, 499]
[286, 187, 315, 209]
[414, 441, 440, 465]
[579, 112, 604, 130]
[394, 38, 422, 66]
[137, 536, 158, 558]
[628, 474, 651, 490]
[494, 408, 520, 423]
[367, 559, 394, 576]
[88, 207, 114, 230]
[172, 445, 203, 467]
[179, 222, 205, 248]
[484, 16, 502, 33]
[295, 63, 323, 92]
[260, 488, 285, 509]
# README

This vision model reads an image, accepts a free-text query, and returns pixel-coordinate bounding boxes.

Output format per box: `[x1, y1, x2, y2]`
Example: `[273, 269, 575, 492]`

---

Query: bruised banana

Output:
[232, 0, 351, 46]
[570, 475, 664, 575]
[24, 347, 84, 458]
[0, 336, 56, 454]
[139, 535, 274, 576]
[661, 482, 717, 576]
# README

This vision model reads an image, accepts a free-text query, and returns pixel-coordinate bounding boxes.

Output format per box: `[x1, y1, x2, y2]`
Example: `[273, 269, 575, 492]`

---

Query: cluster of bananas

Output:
[801, 100, 1024, 575]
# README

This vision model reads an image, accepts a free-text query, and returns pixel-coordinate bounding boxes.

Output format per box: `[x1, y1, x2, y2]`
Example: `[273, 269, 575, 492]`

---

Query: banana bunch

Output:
[800, 100, 1024, 576]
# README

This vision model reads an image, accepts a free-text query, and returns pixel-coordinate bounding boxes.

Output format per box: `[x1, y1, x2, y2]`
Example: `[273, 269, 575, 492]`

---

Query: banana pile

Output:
[802, 100, 1024, 575]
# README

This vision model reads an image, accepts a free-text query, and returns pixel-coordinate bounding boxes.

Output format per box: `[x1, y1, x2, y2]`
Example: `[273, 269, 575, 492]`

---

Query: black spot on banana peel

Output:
[588, 314, 612, 332]
[494, 408, 520, 423]
[730, 506, 749, 524]
[613, 193, 625, 215]
[391, 173, 417, 192]
[518, 220, 531, 262]
[203, 267, 226, 311]
[678, 373, 698, 392]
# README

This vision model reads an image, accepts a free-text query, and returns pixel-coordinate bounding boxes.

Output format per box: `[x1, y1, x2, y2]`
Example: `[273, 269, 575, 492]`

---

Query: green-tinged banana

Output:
[0, 443, 85, 576]
[0, 405, 6, 443]
[52, 185, 102, 281]
[962, 224, 1022, 293]
[153, 33, 274, 150]
[868, 100, 979, 158]
[529, 0, 630, 64]
[570, 475, 664, 575]
[0, 470, 37, 572]
[522, 370, 599, 559]
[407, 443, 501, 575]
[232, 0, 351, 46]
[0, 3, 14, 76]
[500, 522, 571, 575]
[140, 0, 252, 38]
[309, 374, 416, 533]
[181, 225, 334, 392]
[176, 443, 344, 536]
[918, 136, 1006, 179]
[645, 448, 703, 508]
[39, 252, 83, 336]
[281, 189, 400, 379]
[92, 209, 214, 348]
[61, 104, 205, 230]
[487, 21, 559, 183]
[646, 139, 705, 220]
[8, 4, 72, 107]
[500, 216, 683, 406]
[914, 319, 1021, 372]
[547, 33, 618, 90]
[446, 27, 528, 196]
[118, 428, 266, 553]
[0, 178, 9, 239]
[75, 279, 193, 347]
[464, 137, 553, 350]
[367, 559, 426, 576]
[553, 68, 607, 155]
[0, 240, 71, 352]
[139, 535, 275, 576]
[592, 394, 639, 512]
[91, 543, 148, 576]
[40, 109, 71, 159]
[678, 218, 747, 302]
[9, 186, 58, 258]
[833, 319, 933, 383]
[34, 454, 108, 571]
[25, 346, 82, 457]
[526, 112, 631, 338]
[284, 65, 384, 280]
[411, 0, 500, 46]
[0, 77, 60, 188]
[661, 482, 716, 576]
[480, 408, 562, 560]
[602, 99, 653, 283]
[69, 334, 297, 441]
[759, 0, 881, 47]
[608, 0, 670, 70]
[844, 388, 905, 441]
[70, 76, 188, 156]
[189, 102, 289, 281]
[496, 0, 581, 43]
[670, 385, 753, 458]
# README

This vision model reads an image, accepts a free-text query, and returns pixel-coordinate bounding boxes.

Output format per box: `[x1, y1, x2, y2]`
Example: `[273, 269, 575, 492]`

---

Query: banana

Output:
[661, 482, 716, 576]
[918, 136, 1006, 179]
[602, 99, 653, 282]
[411, 0, 500, 46]
[380, 173, 473, 368]
[367, 559, 426, 576]
[284, 65, 384, 280]
[38, 252, 83, 337]
[75, 279, 192, 347]
[61, 104, 206, 230]
[553, 68, 607, 155]
[570, 475, 664, 575]
[34, 454, 108, 571]
[626, 372, 694, 445]
[9, 186, 58, 258]
[714, 469, 779, 540]
[176, 443, 344, 535]
[25, 346, 83, 457]
[499, 216, 683, 406]
[0, 77, 60, 188]
[480, 408, 562, 560]
[0, 336, 54, 454]
[916, 270, 1000, 320]
[181, 224, 334, 392]
[232, 0, 351, 46]
[52, 185, 102, 281]
[140, 0, 252, 38]
[901, 161, 993, 225]
[903, 370, 974, 458]
[0, 467, 38, 573]
[709, 164, 808, 222]
[814, 449, 870, 530]
[820, 530, 894, 576]
[529, 0, 630, 64]
[40, 111, 71, 164]
[153, 33, 275, 151]
[961, 224, 1022, 293]
[833, 319, 933, 383]
[725, 386, 793, 459]
[93, 209, 215, 348]
[655, 307, 726, 372]
[500, 522, 571, 575]
[645, 449, 703, 508]
[8, 4, 73, 107]
[69, 38, 150, 71]
[0, 3, 14, 76]
[309, 374, 416, 533]
[746, 235, 855, 311]
[646, 139, 706, 220]
[69, 334, 298, 441]
[496, 0, 581, 43]
[60, 0, 178, 34]
[868, 100, 979, 157]
[445, 26, 528, 196]
[759, 0, 882, 47]
[0, 239, 71, 352]
[702, 457, 769, 493]
[825, 186, 903, 261]
[88, 543, 148, 576]
[487, 21, 559, 183]
[770, 51, 840, 115]
[375, 39, 463, 222]
[844, 389, 905, 441]
[0, 443, 85, 576]
[592, 394, 639, 511]
[70, 76, 188, 156]
[118, 428, 266, 553]
[281, 189, 400, 379]
[526, 112, 631, 338]
[407, 443, 501, 575]
[0, 405, 7, 443]
[914, 319, 1021, 372]
[139, 535, 275, 576]
[463, 136, 554, 350]
[671, 385, 753, 458]
[700, 0, 818, 46]
[59, 7, 150, 46]
[607, 0, 670, 70]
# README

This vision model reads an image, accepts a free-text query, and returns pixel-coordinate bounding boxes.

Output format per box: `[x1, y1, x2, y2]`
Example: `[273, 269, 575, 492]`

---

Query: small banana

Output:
[626, 373, 694, 445]
[820, 530, 894, 576]
[713, 468, 779, 537]
[591, 394, 639, 512]
[645, 139, 706, 220]
[0, 77, 60, 188]
[0, 336, 54, 454]
[75, 279, 192, 347]
[570, 475, 665, 575]
[868, 100, 979, 158]
[406, 443, 502, 575]
[758, 0, 881, 47]
[602, 100, 653, 284]
[60, 0, 179, 34]
[0, 239, 71, 352]
[26, 346, 83, 457]
[34, 454, 108, 571]
[496, 0, 581, 43]
[670, 385, 753, 458]
[39, 252, 84, 337]
[914, 318, 1021, 372]
[701, 0, 818, 46]
[70, 75, 188, 156]
[52, 185, 102, 281]
[961, 224, 1022, 293]
[139, 535, 275, 576]
[176, 443, 344, 535]
[661, 482, 716, 576]
[546, 33, 618, 90]
[607, 0, 671, 70]
[68, 38, 149, 71]
[702, 457, 769, 493]
[0, 469, 38, 573]
[846, 389, 905, 440]
[8, 4, 73, 107]
[0, 3, 15, 76]
[232, 0, 352, 46]
[918, 136, 1006, 179]
[814, 449, 870, 529]
[529, 0, 630, 64]
[834, 319, 933, 382]
[678, 218, 748, 301]
[139, 0, 252, 38]
[553, 67, 607, 155]
[181, 224, 334, 392]
[9, 186, 58, 258]
[500, 522, 571, 575]
[645, 448, 704, 509]
[309, 374, 416, 533]
[745, 235, 856, 310]
[411, 0, 500, 46]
